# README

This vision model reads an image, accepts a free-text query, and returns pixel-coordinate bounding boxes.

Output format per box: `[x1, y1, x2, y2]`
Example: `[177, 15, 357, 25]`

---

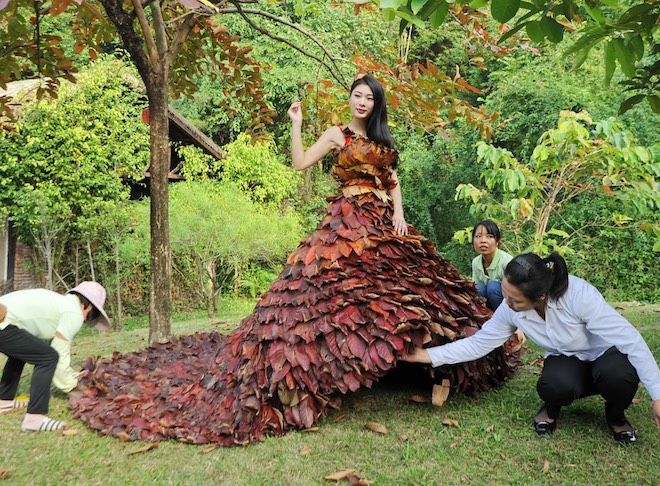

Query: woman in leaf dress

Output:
[71, 75, 521, 446]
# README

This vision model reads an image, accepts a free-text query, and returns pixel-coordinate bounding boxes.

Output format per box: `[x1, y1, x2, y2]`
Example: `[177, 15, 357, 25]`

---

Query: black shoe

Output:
[533, 418, 557, 436]
[533, 405, 557, 436]
[608, 420, 637, 445]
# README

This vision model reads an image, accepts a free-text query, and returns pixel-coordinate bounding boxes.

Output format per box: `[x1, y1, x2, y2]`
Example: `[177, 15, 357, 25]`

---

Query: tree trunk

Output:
[146, 79, 172, 344]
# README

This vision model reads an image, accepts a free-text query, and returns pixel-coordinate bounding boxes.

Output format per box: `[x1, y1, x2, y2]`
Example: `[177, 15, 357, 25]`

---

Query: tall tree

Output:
[1, 1, 346, 344]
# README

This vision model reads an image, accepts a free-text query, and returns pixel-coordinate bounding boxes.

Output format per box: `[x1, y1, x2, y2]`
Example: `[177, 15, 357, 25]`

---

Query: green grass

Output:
[1, 300, 659, 485]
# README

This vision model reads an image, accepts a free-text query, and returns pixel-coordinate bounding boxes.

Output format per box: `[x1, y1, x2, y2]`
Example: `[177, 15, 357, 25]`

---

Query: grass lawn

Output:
[1, 300, 659, 485]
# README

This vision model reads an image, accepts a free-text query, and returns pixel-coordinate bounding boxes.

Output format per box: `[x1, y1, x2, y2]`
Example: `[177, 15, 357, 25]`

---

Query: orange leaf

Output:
[200, 446, 216, 454]
[324, 469, 357, 481]
[364, 422, 388, 434]
[432, 379, 450, 407]
[441, 418, 459, 427]
[128, 443, 158, 456]
[0, 470, 10, 480]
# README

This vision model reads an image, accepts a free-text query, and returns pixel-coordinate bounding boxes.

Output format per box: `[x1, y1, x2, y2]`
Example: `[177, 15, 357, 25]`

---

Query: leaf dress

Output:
[71, 127, 521, 445]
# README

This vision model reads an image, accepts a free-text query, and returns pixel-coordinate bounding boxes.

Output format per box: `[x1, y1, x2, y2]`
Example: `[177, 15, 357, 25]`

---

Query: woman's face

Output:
[472, 224, 498, 259]
[349, 83, 375, 120]
[502, 277, 540, 312]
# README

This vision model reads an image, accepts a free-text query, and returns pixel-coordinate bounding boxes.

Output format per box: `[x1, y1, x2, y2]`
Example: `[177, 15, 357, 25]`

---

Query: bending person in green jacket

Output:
[0, 282, 110, 432]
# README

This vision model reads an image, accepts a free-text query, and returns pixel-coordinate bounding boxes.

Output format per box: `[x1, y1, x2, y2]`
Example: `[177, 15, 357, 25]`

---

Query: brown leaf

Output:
[441, 418, 459, 427]
[432, 379, 450, 407]
[632, 398, 641, 404]
[399, 434, 408, 441]
[117, 432, 131, 442]
[450, 442, 459, 448]
[300, 446, 311, 455]
[302, 427, 320, 433]
[409, 394, 427, 403]
[485, 424, 495, 433]
[365, 422, 388, 434]
[324, 469, 357, 481]
[0, 470, 10, 480]
[543, 460, 550, 473]
[128, 443, 158, 456]
[61, 429, 79, 436]
[200, 446, 216, 454]
[333, 414, 347, 423]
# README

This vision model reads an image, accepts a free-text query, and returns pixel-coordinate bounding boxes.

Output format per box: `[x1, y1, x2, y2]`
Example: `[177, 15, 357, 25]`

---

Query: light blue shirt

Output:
[427, 276, 660, 400]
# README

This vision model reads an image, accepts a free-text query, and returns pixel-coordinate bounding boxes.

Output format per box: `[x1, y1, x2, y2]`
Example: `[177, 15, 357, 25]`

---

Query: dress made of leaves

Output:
[71, 127, 521, 445]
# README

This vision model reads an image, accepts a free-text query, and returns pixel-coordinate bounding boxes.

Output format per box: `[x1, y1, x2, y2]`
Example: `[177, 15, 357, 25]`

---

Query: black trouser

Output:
[0, 325, 59, 415]
[537, 347, 639, 425]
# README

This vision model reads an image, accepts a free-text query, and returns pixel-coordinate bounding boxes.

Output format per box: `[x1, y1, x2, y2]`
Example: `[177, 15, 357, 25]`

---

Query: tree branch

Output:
[130, 0, 159, 68]
[218, 4, 349, 88]
[148, 0, 169, 60]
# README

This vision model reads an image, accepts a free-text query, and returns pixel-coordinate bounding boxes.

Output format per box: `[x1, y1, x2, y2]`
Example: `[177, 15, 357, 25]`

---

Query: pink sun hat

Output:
[67, 281, 112, 332]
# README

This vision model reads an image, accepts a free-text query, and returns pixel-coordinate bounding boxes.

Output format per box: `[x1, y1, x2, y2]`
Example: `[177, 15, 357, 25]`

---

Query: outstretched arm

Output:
[389, 170, 408, 236]
[288, 101, 343, 170]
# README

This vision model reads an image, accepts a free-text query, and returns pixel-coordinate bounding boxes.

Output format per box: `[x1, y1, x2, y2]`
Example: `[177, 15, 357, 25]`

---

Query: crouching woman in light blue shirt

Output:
[402, 252, 660, 445]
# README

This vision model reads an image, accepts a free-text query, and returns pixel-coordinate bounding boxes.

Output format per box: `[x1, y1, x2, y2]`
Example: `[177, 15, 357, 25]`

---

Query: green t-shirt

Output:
[471, 248, 514, 285]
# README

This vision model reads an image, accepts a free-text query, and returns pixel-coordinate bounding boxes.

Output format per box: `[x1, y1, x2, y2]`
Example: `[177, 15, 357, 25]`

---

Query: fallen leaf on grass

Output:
[486, 424, 495, 433]
[461, 475, 470, 483]
[128, 443, 158, 456]
[632, 398, 641, 404]
[450, 442, 459, 448]
[333, 414, 347, 423]
[200, 445, 216, 454]
[441, 418, 459, 427]
[348, 475, 374, 485]
[409, 394, 427, 403]
[300, 446, 311, 455]
[543, 460, 550, 473]
[302, 427, 320, 433]
[432, 380, 450, 407]
[324, 469, 357, 481]
[61, 429, 79, 436]
[0, 470, 10, 480]
[364, 422, 388, 434]
[399, 434, 408, 441]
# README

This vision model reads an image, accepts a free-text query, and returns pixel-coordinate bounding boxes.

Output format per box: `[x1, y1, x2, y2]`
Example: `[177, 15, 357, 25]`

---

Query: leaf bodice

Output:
[332, 126, 398, 199]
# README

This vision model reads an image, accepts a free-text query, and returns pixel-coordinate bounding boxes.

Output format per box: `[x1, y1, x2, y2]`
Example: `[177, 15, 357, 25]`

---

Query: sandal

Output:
[608, 419, 637, 445]
[22, 417, 66, 433]
[0, 398, 29, 415]
[533, 404, 557, 436]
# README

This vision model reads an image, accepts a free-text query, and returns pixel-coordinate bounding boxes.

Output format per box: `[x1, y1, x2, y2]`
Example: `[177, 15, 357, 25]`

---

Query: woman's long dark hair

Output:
[350, 75, 396, 151]
[504, 252, 569, 302]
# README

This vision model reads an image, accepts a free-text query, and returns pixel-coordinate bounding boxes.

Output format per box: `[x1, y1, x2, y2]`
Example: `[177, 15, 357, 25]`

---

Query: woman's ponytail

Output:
[543, 252, 569, 301]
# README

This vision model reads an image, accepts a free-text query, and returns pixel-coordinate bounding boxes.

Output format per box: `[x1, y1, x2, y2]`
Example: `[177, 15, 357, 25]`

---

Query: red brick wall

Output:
[13, 241, 40, 290]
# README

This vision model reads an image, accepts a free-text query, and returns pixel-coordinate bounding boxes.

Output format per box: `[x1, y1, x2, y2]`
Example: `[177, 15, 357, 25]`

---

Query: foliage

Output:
[165, 180, 302, 316]
[0, 56, 147, 291]
[454, 110, 660, 254]
[214, 133, 301, 208]
[484, 45, 659, 161]
[375, 0, 660, 113]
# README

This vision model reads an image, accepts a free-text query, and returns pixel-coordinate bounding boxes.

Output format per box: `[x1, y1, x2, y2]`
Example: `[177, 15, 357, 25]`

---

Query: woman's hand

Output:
[653, 399, 660, 428]
[288, 101, 303, 125]
[400, 347, 432, 364]
[392, 210, 409, 236]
